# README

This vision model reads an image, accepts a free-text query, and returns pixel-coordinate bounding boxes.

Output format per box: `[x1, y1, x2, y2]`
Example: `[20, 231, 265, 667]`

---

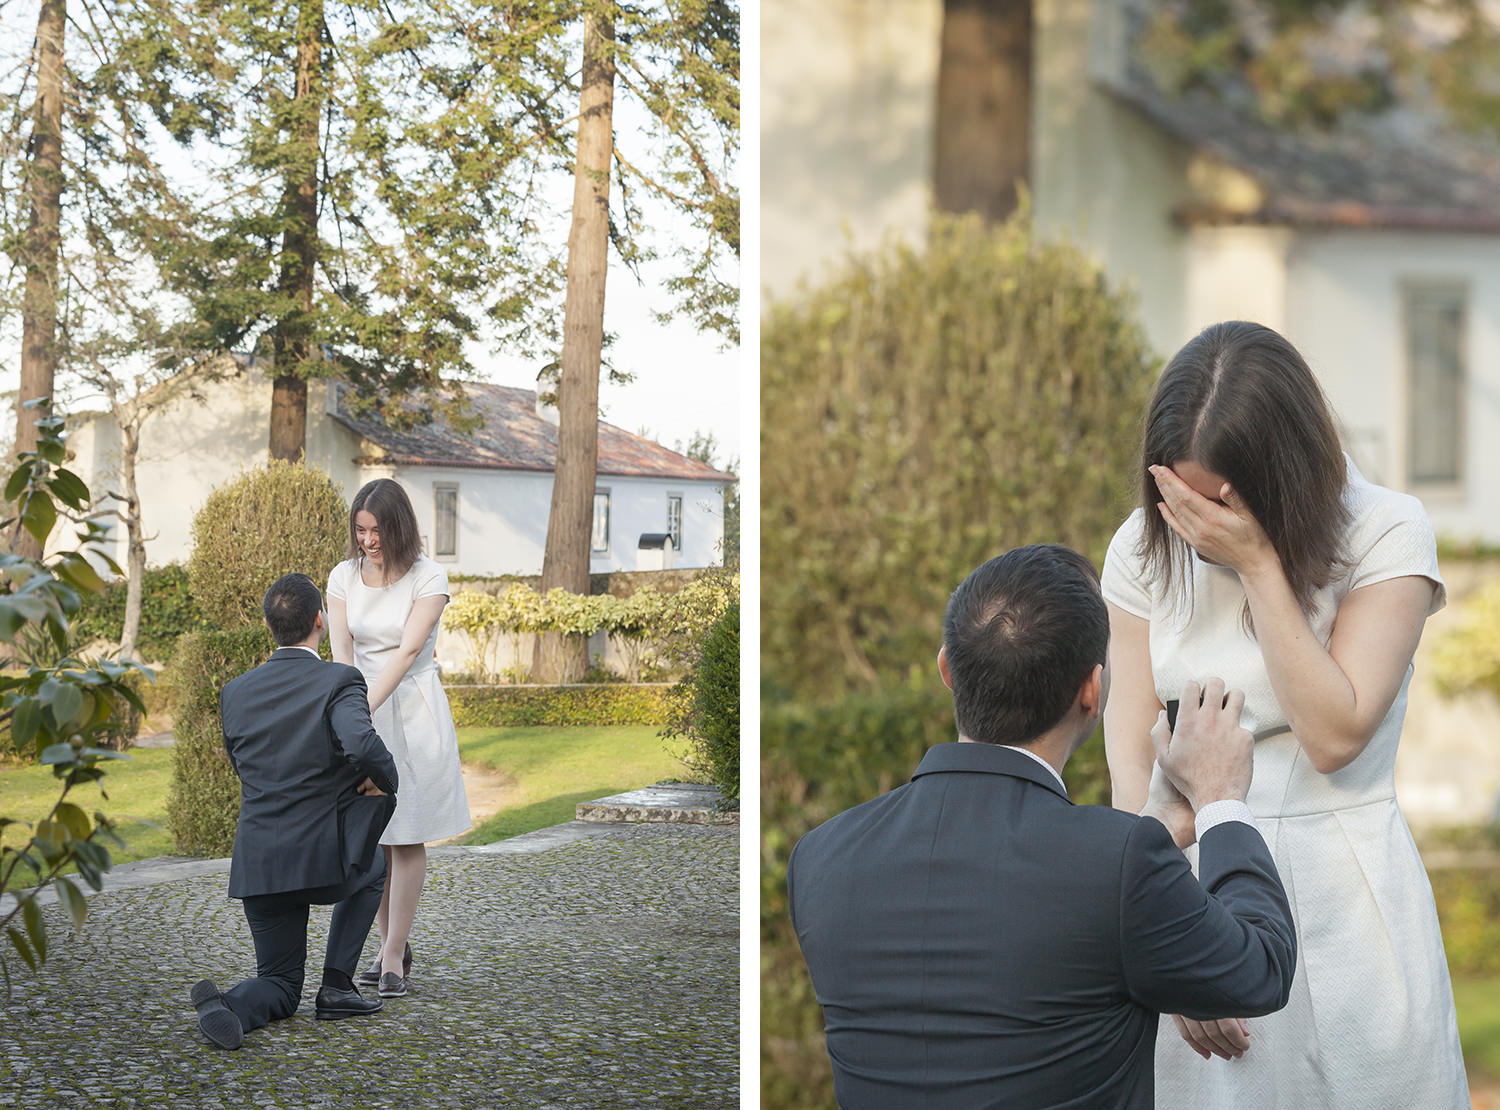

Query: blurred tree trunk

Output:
[933, 0, 1031, 223]
[14, 0, 67, 557]
[533, 7, 615, 682]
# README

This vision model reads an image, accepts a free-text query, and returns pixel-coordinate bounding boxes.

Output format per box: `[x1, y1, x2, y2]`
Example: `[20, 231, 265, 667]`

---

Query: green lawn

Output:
[0, 747, 176, 876]
[0, 725, 692, 878]
[455, 724, 691, 843]
[1456, 974, 1500, 1083]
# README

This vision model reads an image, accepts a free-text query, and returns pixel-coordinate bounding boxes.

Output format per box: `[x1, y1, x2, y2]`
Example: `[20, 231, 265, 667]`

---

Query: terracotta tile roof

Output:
[330, 382, 735, 482]
[1106, 77, 1500, 232]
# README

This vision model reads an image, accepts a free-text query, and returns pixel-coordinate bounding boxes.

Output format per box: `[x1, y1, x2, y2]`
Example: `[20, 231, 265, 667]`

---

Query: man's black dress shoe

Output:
[191, 979, 244, 1049]
[314, 984, 384, 1020]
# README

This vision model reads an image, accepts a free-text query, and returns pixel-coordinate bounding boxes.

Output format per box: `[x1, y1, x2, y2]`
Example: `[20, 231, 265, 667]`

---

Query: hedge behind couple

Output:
[790, 322, 1468, 1108]
[190, 479, 471, 1049]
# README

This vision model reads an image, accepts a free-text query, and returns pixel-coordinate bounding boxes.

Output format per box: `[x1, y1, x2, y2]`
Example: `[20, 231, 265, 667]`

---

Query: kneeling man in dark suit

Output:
[788, 544, 1297, 1108]
[190, 573, 399, 1049]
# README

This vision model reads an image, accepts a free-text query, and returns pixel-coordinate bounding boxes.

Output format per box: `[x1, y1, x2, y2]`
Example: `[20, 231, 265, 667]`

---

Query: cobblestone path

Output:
[0, 824, 738, 1109]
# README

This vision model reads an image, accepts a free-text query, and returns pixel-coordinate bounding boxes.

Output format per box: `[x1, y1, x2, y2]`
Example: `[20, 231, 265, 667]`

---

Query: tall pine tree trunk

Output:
[533, 8, 616, 682]
[933, 0, 1031, 223]
[118, 420, 146, 662]
[269, 0, 322, 462]
[14, 0, 66, 557]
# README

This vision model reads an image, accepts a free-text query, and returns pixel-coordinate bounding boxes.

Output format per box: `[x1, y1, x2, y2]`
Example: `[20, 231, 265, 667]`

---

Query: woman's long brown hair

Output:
[347, 478, 423, 585]
[1138, 321, 1351, 627]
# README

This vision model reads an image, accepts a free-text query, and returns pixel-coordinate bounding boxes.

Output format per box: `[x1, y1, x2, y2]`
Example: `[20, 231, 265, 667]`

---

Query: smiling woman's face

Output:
[354, 509, 383, 564]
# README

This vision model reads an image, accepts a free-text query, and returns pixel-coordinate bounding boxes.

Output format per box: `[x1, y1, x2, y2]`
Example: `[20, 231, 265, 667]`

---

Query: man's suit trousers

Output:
[221, 852, 387, 1032]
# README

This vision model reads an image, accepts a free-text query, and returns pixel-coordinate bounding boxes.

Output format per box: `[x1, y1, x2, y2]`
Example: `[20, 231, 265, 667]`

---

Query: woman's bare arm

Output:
[364, 594, 447, 713]
[1103, 601, 1163, 813]
[328, 597, 354, 666]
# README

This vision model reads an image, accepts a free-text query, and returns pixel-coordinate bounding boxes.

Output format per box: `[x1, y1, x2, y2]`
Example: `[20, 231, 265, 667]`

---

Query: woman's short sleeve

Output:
[1349, 492, 1446, 616]
[413, 558, 450, 602]
[1101, 510, 1153, 620]
[326, 559, 352, 603]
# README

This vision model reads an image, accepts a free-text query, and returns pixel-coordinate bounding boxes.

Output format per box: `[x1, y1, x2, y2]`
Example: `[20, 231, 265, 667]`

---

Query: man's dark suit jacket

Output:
[220, 647, 399, 899]
[788, 741, 1297, 1109]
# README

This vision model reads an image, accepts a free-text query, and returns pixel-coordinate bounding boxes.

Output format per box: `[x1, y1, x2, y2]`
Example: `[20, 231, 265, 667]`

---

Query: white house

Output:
[63, 360, 733, 577]
[765, 0, 1500, 546]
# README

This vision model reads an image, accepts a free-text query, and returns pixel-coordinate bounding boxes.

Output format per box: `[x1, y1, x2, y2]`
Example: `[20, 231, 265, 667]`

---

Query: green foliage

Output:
[761, 212, 1157, 703]
[443, 684, 677, 729]
[1433, 865, 1500, 978]
[187, 461, 347, 628]
[686, 603, 739, 802]
[167, 626, 275, 856]
[70, 563, 205, 663]
[1138, 1, 1500, 140]
[1430, 580, 1500, 699]
[0, 403, 151, 995]
[444, 573, 740, 684]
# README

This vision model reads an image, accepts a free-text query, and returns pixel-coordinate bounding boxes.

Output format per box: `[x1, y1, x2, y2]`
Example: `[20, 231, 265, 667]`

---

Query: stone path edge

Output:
[0, 819, 634, 915]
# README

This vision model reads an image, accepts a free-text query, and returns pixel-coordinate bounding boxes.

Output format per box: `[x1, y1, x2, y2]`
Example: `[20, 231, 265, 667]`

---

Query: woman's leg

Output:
[380, 842, 427, 976]
[373, 844, 393, 945]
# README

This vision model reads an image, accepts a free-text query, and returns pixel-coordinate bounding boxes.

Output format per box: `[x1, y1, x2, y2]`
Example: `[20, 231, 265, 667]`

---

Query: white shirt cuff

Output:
[1195, 799, 1259, 842]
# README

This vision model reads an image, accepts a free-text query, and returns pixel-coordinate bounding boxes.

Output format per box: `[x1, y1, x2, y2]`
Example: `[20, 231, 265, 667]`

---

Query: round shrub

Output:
[167, 626, 277, 855]
[690, 602, 739, 803]
[188, 460, 348, 628]
[761, 211, 1159, 702]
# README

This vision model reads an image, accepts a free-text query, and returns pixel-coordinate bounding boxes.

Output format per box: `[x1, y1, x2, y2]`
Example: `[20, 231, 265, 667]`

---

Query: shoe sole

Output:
[191, 980, 243, 1050]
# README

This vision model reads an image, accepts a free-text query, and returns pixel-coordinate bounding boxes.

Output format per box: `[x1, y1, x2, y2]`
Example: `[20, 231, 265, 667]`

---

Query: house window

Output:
[434, 484, 458, 559]
[592, 489, 610, 553]
[1405, 283, 1466, 485]
[667, 494, 683, 551]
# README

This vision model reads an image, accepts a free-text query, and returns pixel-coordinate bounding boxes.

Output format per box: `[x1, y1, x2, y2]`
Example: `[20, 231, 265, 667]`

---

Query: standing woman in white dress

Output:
[327, 478, 471, 998]
[1101, 321, 1468, 1107]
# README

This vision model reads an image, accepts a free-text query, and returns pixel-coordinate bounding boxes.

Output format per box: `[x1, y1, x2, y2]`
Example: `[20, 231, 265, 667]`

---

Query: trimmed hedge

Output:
[443, 683, 678, 728]
[168, 626, 277, 855]
[70, 562, 206, 663]
[760, 683, 1110, 1110]
[690, 602, 739, 802]
[188, 460, 347, 629]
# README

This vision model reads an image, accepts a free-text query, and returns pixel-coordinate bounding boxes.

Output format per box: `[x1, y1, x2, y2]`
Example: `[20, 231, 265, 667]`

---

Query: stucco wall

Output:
[61, 364, 724, 577]
[761, 0, 942, 301]
[1282, 228, 1500, 543]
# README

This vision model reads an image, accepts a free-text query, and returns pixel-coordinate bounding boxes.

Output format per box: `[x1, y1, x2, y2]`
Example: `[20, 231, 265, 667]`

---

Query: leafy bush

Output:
[761, 212, 1157, 702]
[167, 626, 276, 856]
[70, 562, 205, 662]
[1432, 865, 1500, 978]
[443, 683, 677, 728]
[685, 603, 739, 802]
[188, 460, 347, 628]
[0, 402, 151, 992]
[1430, 579, 1500, 699]
[443, 574, 739, 684]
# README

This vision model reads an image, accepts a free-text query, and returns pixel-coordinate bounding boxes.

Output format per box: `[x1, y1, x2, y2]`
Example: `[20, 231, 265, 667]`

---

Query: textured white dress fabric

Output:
[1101, 458, 1469, 1108]
[328, 556, 472, 845]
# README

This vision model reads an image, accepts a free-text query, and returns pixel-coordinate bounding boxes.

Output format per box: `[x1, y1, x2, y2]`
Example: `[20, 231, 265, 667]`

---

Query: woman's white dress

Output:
[328, 555, 471, 845]
[1101, 457, 1468, 1108]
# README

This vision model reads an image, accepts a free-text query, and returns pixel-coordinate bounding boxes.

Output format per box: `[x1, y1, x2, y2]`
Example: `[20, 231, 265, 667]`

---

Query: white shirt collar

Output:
[282, 644, 321, 657]
[1000, 744, 1068, 794]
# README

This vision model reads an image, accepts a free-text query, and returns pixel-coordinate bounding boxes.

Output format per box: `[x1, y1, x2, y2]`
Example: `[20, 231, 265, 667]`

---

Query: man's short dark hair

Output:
[943, 544, 1109, 746]
[263, 573, 324, 646]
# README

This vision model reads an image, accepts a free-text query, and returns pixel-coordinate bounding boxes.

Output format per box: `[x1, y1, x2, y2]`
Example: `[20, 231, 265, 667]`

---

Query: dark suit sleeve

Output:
[1120, 816, 1296, 1020]
[327, 669, 399, 795]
